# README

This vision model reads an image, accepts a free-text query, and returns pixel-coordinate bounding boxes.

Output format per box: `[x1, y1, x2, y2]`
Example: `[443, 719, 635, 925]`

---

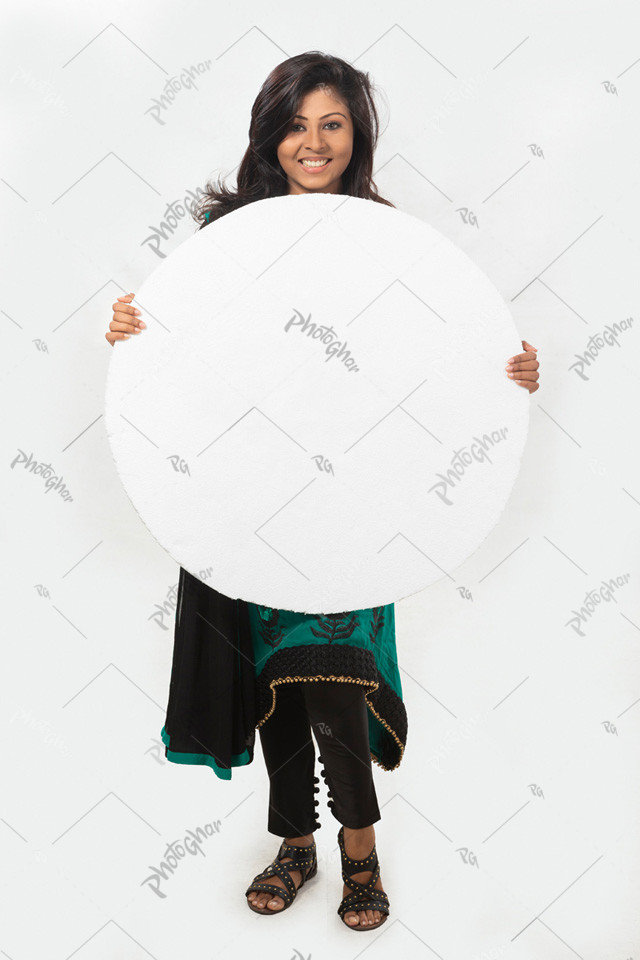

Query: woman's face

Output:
[277, 86, 353, 195]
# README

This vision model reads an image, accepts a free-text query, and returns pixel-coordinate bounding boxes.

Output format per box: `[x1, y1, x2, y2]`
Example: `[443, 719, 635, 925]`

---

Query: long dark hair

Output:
[193, 51, 394, 230]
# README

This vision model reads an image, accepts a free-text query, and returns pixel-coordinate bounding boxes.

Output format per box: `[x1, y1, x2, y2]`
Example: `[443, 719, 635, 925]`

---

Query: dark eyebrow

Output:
[292, 112, 347, 120]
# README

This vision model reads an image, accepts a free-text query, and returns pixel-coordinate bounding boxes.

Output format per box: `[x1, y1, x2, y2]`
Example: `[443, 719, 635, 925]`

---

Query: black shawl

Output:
[161, 566, 258, 778]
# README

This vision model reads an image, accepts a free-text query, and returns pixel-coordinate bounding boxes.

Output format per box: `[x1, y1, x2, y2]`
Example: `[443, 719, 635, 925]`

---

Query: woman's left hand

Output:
[505, 340, 539, 394]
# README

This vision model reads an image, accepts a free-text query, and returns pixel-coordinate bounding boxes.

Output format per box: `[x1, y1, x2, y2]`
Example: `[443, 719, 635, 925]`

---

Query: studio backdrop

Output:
[3, 2, 639, 958]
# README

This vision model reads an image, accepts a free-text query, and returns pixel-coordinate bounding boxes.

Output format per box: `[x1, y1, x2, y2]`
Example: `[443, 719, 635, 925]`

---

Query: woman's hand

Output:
[105, 292, 146, 346]
[505, 340, 539, 394]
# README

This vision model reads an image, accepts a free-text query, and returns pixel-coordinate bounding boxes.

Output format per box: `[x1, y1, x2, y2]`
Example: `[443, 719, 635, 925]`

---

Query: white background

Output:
[2, 1, 640, 957]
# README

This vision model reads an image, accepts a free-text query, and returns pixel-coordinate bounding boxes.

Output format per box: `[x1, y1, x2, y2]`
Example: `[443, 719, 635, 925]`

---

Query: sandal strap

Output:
[247, 859, 298, 900]
[341, 862, 381, 896]
[278, 839, 316, 869]
[336, 825, 389, 918]
[337, 825, 379, 873]
[338, 889, 390, 918]
[246, 879, 294, 906]
[277, 846, 315, 884]
[245, 841, 316, 903]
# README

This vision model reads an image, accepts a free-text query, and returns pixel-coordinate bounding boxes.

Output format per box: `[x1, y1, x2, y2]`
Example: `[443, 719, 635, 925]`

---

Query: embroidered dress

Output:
[160, 568, 408, 780]
[249, 602, 406, 773]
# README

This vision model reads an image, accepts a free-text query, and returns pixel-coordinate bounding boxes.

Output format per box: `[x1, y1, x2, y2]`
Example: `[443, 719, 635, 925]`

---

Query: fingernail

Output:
[139, 321, 146, 328]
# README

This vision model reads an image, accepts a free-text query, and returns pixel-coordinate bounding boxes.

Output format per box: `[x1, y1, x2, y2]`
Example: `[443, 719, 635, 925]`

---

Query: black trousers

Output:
[258, 679, 381, 837]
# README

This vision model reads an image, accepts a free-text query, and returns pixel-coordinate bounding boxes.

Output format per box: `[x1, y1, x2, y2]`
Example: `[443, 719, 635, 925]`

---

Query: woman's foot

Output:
[341, 825, 386, 928]
[246, 834, 314, 912]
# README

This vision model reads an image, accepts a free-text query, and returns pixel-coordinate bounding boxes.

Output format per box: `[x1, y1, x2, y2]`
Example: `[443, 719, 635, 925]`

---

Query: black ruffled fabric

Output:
[254, 644, 407, 771]
[161, 567, 257, 779]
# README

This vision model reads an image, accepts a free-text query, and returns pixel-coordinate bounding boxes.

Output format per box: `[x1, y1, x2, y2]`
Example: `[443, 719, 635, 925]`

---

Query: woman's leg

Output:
[302, 679, 380, 829]
[303, 680, 386, 928]
[258, 680, 319, 838]
[247, 681, 319, 912]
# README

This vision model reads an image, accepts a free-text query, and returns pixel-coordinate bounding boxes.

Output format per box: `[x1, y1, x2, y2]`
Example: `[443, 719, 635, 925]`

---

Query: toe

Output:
[268, 896, 284, 910]
[345, 910, 359, 925]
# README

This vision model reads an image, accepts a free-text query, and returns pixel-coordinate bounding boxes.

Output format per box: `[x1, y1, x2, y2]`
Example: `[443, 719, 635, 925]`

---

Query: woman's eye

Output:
[291, 121, 340, 131]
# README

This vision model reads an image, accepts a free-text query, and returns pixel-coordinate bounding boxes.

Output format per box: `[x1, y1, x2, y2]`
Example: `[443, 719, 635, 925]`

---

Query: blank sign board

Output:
[105, 193, 529, 613]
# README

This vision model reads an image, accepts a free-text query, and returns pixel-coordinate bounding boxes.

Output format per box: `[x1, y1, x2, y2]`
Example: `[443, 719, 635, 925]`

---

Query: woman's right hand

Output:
[106, 292, 146, 346]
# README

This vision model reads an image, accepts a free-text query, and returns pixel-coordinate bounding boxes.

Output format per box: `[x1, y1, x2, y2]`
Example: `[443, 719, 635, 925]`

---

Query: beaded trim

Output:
[254, 645, 407, 771]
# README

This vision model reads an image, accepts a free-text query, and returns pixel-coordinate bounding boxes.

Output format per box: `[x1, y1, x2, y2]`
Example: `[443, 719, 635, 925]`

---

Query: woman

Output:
[106, 51, 540, 931]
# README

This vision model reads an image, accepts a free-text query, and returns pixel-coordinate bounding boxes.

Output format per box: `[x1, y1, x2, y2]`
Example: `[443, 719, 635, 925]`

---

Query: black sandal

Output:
[245, 837, 318, 914]
[337, 825, 390, 930]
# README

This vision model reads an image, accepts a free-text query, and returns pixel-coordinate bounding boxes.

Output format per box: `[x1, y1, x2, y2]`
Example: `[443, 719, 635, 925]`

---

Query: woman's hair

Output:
[193, 50, 394, 230]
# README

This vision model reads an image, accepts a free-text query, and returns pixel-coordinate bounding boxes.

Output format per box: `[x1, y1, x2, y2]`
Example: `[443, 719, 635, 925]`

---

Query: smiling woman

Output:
[105, 46, 540, 933]
[275, 87, 354, 195]
[152, 51, 401, 931]
[105, 47, 540, 932]
[192, 50, 394, 225]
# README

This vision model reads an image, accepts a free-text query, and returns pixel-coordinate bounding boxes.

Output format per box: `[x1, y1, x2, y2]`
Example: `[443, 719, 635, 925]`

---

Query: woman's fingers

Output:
[106, 321, 138, 344]
[506, 359, 538, 371]
[111, 300, 142, 319]
[507, 350, 537, 364]
[506, 362, 539, 381]
[515, 378, 539, 393]
[106, 331, 130, 344]
[106, 292, 144, 346]
[114, 307, 144, 326]
[111, 294, 144, 328]
[112, 318, 143, 333]
[506, 342, 540, 393]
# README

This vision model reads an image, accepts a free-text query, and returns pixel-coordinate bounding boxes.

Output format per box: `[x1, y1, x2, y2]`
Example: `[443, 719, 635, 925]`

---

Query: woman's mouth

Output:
[298, 158, 332, 173]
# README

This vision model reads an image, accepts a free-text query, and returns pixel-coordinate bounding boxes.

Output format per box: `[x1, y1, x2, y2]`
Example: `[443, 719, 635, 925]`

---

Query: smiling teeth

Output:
[301, 159, 329, 167]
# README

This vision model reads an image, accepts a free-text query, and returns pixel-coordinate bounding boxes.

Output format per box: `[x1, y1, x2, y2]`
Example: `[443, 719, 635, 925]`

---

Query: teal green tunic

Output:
[249, 601, 407, 773]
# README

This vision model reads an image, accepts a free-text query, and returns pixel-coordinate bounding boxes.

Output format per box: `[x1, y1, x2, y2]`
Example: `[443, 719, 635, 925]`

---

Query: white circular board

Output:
[105, 193, 529, 613]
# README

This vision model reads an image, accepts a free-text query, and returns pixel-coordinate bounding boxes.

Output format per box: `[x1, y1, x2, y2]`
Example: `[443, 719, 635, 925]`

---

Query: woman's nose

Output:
[304, 130, 326, 151]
